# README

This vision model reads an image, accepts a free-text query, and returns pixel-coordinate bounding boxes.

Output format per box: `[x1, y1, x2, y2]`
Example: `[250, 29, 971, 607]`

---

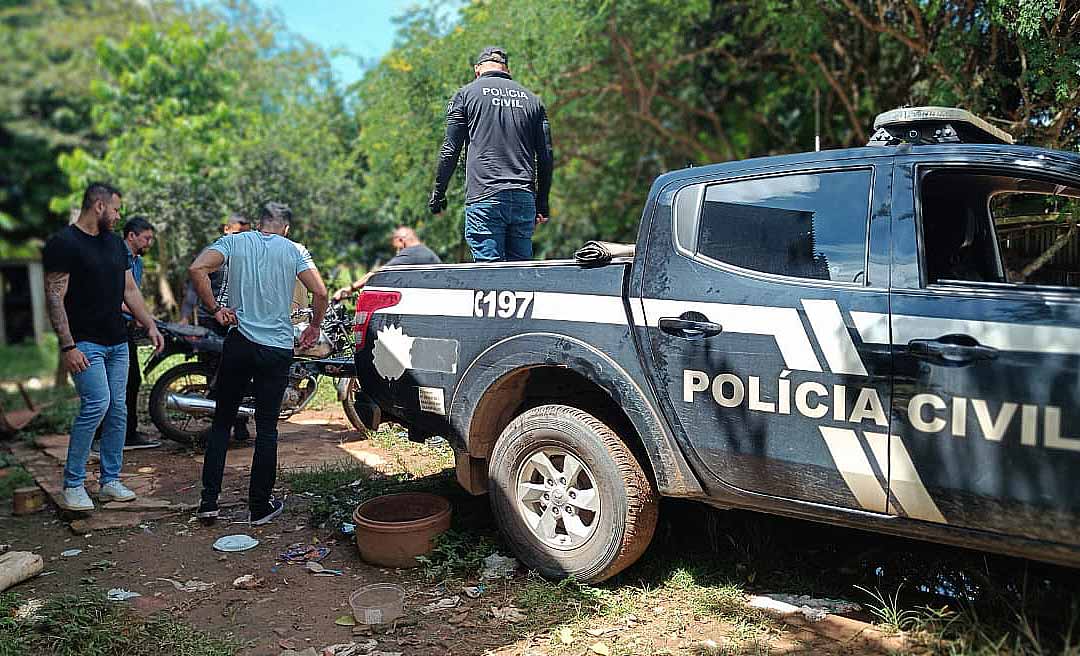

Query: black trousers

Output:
[200, 331, 292, 510]
[94, 335, 140, 442]
[198, 314, 250, 436]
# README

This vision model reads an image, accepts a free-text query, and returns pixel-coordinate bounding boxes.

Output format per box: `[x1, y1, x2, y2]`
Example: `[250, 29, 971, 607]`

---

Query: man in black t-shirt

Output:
[333, 226, 441, 301]
[42, 182, 164, 513]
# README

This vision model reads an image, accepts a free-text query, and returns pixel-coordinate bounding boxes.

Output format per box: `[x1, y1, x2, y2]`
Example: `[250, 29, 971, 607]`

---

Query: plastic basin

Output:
[352, 492, 451, 568]
[349, 583, 405, 624]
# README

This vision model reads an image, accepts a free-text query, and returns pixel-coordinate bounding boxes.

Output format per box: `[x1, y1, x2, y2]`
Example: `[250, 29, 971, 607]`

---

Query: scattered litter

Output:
[106, 588, 141, 602]
[334, 614, 357, 626]
[321, 642, 377, 656]
[157, 577, 215, 593]
[557, 627, 575, 644]
[0, 544, 9, 554]
[490, 605, 526, 622]
[747, 594, 861, 622]
[14, 598, 45, 621]
[60, 549, 82, 558]
[340, 523, 356, 536]
[86, 559, 116, 572]
[462, 585, 483, 599]
[280, 543, 330, 564]
[137, 466, 155, 474]
[350, 584, 405, 625]
[480, 553, 518, 579]
[589, 642, 610, 656]
[420, 595, 461, 614]
[305, 561, 343, 576]
[233, 574, 263, 590]
[213, 534, 259, 552]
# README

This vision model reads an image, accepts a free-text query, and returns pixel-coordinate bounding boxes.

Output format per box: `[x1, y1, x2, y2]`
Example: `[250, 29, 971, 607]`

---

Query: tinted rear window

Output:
[697, 169, 872, 283]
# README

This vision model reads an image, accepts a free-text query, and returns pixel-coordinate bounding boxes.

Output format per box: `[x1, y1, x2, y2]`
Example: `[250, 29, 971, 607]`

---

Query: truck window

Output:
[695, 169, 872, 283]
[918, 169, 1080, 289]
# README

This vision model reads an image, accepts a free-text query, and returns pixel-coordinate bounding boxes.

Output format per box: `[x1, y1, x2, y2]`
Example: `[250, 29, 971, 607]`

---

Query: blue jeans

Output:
[464, 190, 536, 262]
[65, 341, 129, 489]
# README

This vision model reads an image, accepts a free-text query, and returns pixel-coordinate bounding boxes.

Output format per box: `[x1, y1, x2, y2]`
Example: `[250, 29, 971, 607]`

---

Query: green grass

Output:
[0, 334, 57, 383]
[282, 455, 459, 529]
[0, 590, 239, 656]
[510, 565, 777, 655]
[305, 376, 340, 412]
[414, 528, 501, 582]
[0, 463, 34, 500]
[0, 386, 79, 437]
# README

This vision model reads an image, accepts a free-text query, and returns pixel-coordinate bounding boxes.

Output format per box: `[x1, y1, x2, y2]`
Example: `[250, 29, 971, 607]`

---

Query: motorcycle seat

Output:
[161, 322, 210, 338]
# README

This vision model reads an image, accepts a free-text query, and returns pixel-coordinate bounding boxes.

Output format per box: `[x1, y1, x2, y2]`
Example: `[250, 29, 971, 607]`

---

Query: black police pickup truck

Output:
[352, 108, 1080, 582]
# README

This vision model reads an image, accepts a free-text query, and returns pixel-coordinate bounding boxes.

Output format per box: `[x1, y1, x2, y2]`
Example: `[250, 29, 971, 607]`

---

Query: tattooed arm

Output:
[44, 271, 89, 374]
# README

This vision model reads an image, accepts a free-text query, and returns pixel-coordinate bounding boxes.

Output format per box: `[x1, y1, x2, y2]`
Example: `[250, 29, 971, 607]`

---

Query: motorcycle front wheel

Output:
[148, 361, 215, 446]
[342, 377, 366, 434]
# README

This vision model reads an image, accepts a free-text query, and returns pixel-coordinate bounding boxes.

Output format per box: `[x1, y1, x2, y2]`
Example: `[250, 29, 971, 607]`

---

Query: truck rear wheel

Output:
[488, 404, 658, 582]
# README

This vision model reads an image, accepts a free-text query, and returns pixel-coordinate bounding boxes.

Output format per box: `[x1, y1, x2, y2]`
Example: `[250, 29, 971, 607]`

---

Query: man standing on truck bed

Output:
[429, 46, 554, 262]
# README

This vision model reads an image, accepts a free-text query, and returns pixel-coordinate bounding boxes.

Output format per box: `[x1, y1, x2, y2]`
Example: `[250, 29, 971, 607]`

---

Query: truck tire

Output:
[488, 404, 658, 582]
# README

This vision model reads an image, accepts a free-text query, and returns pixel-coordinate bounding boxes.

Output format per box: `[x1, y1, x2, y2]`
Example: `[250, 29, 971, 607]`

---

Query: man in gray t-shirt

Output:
[333, 225, 441, 301]
[188, 202, 328, 526]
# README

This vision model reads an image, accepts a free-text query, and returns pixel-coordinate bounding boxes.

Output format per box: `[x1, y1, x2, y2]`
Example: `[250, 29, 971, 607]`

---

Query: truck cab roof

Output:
[654, 143, 1080, 191]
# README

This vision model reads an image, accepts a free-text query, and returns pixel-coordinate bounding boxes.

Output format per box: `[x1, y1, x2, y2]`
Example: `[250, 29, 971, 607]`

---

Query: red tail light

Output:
[354, 290, 401, 349]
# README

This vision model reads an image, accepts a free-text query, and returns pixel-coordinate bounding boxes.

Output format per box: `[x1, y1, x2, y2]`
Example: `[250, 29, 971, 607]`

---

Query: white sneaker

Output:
[59, 486, 95, 512]
[99, 480, 137, 502]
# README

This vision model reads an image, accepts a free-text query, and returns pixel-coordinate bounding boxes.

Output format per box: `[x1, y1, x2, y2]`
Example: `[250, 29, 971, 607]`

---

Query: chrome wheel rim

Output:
[514, 446, 600, 550]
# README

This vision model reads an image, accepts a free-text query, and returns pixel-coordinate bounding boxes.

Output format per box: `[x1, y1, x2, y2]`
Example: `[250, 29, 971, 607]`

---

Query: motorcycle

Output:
[144, 302, 364, 446]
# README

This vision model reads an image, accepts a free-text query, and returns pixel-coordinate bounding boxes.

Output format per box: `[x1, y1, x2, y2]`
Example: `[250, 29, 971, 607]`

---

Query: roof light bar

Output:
[867, 106, 1014, 146]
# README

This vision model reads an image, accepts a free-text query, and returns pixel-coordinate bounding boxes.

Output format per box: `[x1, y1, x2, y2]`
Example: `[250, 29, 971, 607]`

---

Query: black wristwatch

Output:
[61, 344, 77, 353]
[210, 305, 223, 315]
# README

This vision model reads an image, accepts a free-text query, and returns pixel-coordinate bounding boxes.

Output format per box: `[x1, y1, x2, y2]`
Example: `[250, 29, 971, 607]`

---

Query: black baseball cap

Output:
[475, 46, 508, 66]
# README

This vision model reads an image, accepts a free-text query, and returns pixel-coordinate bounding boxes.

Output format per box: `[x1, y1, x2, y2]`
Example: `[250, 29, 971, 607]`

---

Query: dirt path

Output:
[2, 410, 907, 655]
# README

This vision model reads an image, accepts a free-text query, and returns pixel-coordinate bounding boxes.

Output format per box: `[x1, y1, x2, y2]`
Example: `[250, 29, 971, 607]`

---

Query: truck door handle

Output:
[659, 314, 723, 340]
[907, 334, 998, 366]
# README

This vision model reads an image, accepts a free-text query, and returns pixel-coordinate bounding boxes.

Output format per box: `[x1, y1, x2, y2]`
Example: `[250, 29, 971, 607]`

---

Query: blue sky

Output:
[257, 1, 417, 85]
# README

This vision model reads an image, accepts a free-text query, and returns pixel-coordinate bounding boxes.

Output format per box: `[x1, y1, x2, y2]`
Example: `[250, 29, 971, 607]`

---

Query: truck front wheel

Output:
[488, 404, 658, 582]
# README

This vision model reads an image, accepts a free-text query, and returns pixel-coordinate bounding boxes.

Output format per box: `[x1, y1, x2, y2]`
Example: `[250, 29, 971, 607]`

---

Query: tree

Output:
[55, 20, 363, 308]
[354, 0, 1079, 262]
[0, 0, 154, 243]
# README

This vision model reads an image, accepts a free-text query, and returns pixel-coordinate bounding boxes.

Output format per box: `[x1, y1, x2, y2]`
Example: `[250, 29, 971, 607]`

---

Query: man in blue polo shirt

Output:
[94, 216, 160, 451]
[188, 202, 328, 525]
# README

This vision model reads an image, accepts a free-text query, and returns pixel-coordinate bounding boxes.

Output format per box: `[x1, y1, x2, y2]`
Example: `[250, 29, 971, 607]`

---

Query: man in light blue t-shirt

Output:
[187, 202, 328, 525]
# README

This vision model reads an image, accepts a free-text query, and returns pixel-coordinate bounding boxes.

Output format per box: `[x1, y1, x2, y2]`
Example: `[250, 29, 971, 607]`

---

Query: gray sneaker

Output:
[59, 486, 94, 512]
[99, 480, 137, 502]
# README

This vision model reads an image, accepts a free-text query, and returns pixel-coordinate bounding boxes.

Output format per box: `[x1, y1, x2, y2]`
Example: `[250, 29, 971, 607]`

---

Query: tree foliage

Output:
[355, 0, 1080, 260]
[0, 0, 153, 242]
[53, 19, 362, 303]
